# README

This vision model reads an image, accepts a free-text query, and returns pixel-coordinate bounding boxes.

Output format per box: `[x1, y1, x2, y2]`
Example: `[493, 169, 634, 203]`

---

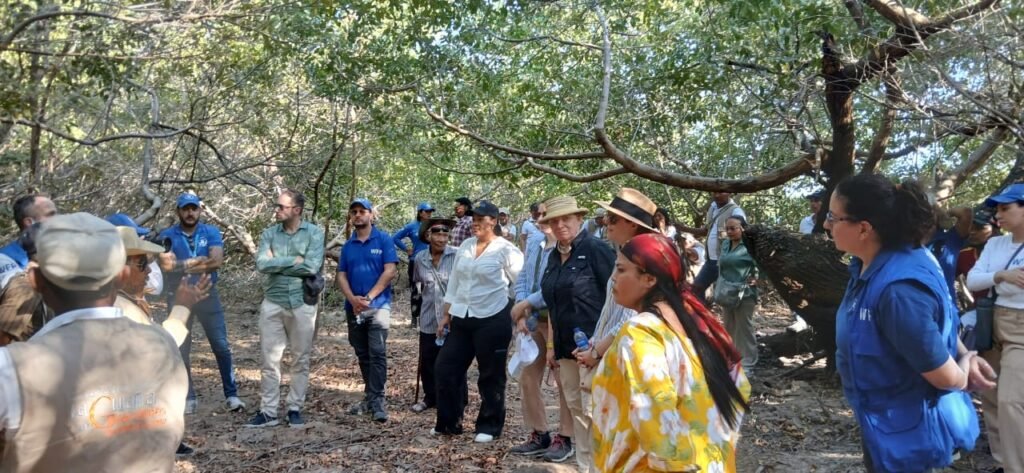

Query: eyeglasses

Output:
[825, 211, 859, 224]
[129, 257, 150, 271]
[606, 214, 621, 224]
[274, 204, 297, 211]
[430, 227, 450, 234]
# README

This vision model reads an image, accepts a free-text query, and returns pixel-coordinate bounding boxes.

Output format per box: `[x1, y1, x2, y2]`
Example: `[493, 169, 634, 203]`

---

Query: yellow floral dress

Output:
[591, 312, 750, 472]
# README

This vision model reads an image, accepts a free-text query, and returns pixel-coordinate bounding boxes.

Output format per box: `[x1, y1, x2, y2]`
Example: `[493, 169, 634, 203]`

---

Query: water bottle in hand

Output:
[436, 326, 449, 346]
[573, 327, 590, 351]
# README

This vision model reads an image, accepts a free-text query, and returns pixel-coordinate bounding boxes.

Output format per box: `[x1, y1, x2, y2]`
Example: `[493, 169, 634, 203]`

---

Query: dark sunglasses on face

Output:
[606, 214, 621, 224]
[430, 227, 450, 234]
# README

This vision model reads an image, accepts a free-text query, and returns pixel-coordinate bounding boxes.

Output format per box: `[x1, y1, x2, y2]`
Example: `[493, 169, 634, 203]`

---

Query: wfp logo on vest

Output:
[370, 249, 382, 256]
[197, 236, 209, 248]
[859, 308, 873, 322]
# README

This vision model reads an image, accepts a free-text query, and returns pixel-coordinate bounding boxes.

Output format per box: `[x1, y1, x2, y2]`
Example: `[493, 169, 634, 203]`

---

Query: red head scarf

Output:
[621, 233, 743, 370]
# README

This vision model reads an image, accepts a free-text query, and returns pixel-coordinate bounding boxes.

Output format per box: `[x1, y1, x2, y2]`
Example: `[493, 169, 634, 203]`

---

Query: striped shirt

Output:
[593, 277, 636, 343]
[413, 246, 457, 335]
[450, 215, 473, 248]
[516, 237, 554, 313]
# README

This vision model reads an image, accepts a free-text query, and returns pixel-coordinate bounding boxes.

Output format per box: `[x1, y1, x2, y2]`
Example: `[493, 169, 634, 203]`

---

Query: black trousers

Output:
[409, 259, 421, 323]
[434, 301, 513, 436]
[418, 331, 443, 407]
[346, 309, 389, 408]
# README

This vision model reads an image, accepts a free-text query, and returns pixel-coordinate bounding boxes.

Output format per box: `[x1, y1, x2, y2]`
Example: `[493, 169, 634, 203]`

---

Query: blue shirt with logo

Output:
[392, 220, 429, 255]
[339, 227, 399, 311]
[0, 240, 28, 269]
[159, 222, 224, 289]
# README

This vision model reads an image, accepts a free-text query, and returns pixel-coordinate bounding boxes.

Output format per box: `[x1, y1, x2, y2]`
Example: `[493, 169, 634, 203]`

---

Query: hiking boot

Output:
[226, 396, 246, 412]
[510, 430, 551, 456]
[542, 434, 574, 463]
[175, 442, 195, 457]
[410, 401, 431, 413]
[287, 410, 305, 428]
[347, 400, 370, 416]
[244, 411, 279, 428]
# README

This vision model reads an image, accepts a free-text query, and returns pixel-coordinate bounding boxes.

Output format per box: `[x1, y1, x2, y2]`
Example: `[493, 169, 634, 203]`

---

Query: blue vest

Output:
[835, 247, 978, 473]
[836, 247, 978, 472]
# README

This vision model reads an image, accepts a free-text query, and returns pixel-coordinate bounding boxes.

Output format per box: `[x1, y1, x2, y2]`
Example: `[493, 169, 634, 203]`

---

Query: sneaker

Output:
[184, 399, 197, 415]
[226, 396, 246, 412]
[347, 400, 370, 416]
[410, 401, 430, 413]
[372, 406, 389, 423]
[287, 410, 305, 428]
[176, 442, 195, 457]
[510, 430, 551, 456]
[244, 411, 279, 428]
[542, 435, 574, 463]
[786, 314, 809, 333]
[429, 428, 441, 436]
[474, 433, 495, 443]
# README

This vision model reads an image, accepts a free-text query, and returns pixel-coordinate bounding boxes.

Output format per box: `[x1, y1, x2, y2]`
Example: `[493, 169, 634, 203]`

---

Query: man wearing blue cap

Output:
[338, 197, 398, 422]
[799, 190, 825, 235]
[158, 193, 244, 415]
[0, 193, 57, 270]
[392, 202, 434, 326]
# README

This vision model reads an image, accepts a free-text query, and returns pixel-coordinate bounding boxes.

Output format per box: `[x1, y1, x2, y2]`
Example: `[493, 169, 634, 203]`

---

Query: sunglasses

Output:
[606, 214, 621, 224]
[129, 257, 151, 271]
[430, 227, 450, 234]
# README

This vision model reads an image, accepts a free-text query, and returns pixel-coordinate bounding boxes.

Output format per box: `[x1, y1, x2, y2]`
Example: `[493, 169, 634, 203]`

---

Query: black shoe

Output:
[347, 400, 370, 416]
[372, 406, 389, 423]
[176, 442, 195, 457]
[244, 411, 279, 428]
[287, 410, 305, 428]
[510, 430, 551, 456]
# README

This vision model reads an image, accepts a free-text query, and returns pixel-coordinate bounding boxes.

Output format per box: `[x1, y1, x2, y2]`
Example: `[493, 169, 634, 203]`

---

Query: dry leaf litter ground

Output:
[171, 270, 999, 473]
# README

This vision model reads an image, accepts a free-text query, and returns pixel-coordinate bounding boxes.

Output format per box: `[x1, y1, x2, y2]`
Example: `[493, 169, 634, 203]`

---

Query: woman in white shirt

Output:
[966, 183, 1024, 473]
[434, 200, 523, 443]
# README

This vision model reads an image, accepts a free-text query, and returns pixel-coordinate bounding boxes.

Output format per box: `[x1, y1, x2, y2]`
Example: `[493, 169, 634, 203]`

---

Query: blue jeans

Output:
[178, 287, 238, 400]
[691, 259, 719, 305]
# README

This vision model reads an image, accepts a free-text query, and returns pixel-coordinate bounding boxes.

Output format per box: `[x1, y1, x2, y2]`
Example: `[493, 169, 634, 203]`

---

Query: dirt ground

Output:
[172, 271, 999, 473]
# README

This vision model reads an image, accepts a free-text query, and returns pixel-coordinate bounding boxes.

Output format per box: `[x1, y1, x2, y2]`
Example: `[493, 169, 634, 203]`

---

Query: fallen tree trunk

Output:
[743, 225, 850, 365]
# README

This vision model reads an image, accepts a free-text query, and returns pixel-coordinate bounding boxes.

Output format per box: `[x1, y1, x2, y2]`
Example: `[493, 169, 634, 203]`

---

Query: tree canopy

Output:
[1, 0, 1020, 239]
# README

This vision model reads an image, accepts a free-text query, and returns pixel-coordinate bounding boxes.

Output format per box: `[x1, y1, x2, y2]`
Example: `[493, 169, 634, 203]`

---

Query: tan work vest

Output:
[1, 316, 187, 473]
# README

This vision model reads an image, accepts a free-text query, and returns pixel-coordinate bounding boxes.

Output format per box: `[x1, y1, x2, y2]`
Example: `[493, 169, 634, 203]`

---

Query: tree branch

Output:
[862, 0, 932, 29]
[843, 0, 869, 30]
[593, 4, 612, 132]
[862, 76, 900, 173]
[0, 118, 193, 145]
[934, 127, 1009, 201]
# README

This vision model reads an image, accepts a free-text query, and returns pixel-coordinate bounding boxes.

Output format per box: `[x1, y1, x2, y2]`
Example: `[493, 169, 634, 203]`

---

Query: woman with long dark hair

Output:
[592, 233, 749, 472]
[827, 174, 991, 472]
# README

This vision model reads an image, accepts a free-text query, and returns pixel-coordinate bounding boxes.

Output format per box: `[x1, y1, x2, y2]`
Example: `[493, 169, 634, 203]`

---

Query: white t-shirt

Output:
[799, 215, 815, 235]
[0, 253, 21, 289]
[707, 202, 746, 261]
[967, 234, 1024, 309]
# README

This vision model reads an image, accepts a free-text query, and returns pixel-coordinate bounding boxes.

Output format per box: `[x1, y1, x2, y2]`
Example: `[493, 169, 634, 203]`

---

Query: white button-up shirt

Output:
[444, 236, 523, 318]
[0, 306, 124, 432]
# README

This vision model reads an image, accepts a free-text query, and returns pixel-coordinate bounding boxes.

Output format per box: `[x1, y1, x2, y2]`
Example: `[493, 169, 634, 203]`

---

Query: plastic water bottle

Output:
[573, 327, 590, 351]
[435, 326, 449, 346]
[526, 312, 539, 332]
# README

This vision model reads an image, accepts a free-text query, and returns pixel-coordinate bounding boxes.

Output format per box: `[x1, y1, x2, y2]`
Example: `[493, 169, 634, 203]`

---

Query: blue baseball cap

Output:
[350, 198, 373, 211]
[177, 193, 201, 209]
[416, 202, 435, 212]
[806, 190, 826, 201]
[105, 213, 150, 236]
[984, 183, 1024, 208]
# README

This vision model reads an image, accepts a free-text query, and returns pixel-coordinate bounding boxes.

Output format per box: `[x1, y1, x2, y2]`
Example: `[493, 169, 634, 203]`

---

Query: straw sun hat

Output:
[537, 196, 588, 223]
[595, 188, 657, 232]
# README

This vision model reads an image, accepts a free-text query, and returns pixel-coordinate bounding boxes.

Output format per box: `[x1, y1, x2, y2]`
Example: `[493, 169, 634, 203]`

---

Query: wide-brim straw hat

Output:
[538, 196, 588, 223]
[419, 217, 457, 242]
[595, 188, 657, 232]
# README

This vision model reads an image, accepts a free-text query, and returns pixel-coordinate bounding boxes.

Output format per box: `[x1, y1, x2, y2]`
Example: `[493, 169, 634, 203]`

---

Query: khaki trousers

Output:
[559, 359, 592, 473]
[722, 297, 758, 372]
[979, 306, 1024, 473]
[258, 299, 317, 417]
[519, 321, 572, 436]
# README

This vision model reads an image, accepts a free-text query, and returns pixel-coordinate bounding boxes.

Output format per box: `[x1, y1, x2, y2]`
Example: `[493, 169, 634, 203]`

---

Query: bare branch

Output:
[594, 4, 612, 131]
[1, 10, 125, 50]
[475, 28, 602, 51]
[418, 97, 606, 161]
[0, 118, 193, 145]
[523, 158, 628, 183]
[934, 127, 1010, 201]
[862, 0, 932, 28]
[862, 76, 900, 173]
[844, 0, 869, 30]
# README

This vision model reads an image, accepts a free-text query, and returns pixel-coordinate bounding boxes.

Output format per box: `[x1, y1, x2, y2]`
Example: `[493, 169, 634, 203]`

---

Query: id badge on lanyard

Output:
[180, 228, 202, 284]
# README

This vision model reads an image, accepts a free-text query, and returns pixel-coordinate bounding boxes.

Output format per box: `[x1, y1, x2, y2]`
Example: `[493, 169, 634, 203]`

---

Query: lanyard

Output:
[178, 227, 202, 258]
